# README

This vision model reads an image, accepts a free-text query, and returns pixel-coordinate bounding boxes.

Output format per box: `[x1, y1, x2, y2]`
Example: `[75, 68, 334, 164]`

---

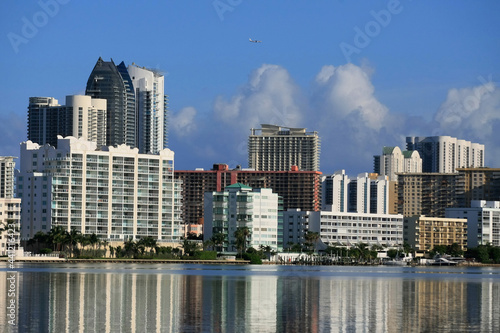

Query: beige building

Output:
[456, 168, 500, 207]
[404, 215, 467, 252]
[0, 156, 21, 256]
[248, 124, 320, 171]
[397, 173, 459, 218]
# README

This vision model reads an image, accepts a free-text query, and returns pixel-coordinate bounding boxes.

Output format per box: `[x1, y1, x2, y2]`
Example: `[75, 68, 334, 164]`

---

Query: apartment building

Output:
[248, 124, 320, 171]
[17, 136, 182, 244]
[397, 173, 459, 218]
[373, 146, 422, 181]
[456, 168, 500, 207]
[318, 210, 404, 248]
[404, 215, 468, 252]
[0, 156, 21, 256]
[86, 57, 136, 147]
[175, 164, 321, 226]
[282, 209, 320, 248]
[446, 200, 500, 248]
[27, 95, 107, 148]
[128, 63, 169, 154]
[204, 184, 282, 252]
[322, 170, 390, 214]
[406, 136, 484, 173]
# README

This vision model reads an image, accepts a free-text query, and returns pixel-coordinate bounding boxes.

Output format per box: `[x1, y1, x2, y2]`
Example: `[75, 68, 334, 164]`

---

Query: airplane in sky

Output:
[249, 38, 262, 43]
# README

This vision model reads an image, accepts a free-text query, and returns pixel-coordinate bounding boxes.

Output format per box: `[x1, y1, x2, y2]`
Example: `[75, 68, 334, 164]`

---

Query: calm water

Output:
[1, 263, 499, 332]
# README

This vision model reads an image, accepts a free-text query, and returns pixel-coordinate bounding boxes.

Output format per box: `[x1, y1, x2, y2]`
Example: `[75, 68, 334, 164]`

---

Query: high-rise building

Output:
[204, 183, 282, 252]
[446, 200, 500, 248]
[17, 136, 182, 243]
[248, 124, 320, 171]
[27, 96, 107, 148]
[86, 57, 136, 148]
[322, 170, 390, 214]
[397, 173, 459, 218]
[0, 156, 16, 199]
[456, 168, 500, 208]
[406, 136, 484, 173]
[128, 64, 168, 154]
[404, 215, 467, 252]
[175, 164, 322, 226]
[373, 146, 422, 181]
[0, 156, 21, 256]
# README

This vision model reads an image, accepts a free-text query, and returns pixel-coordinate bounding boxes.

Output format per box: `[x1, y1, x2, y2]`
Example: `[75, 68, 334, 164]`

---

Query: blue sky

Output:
[1, 1, 499, 175]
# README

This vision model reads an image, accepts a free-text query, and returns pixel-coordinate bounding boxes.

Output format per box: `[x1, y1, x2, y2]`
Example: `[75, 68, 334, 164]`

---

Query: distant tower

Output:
[248, 124, 320, 171]
[128, 64, 168, 153]
[406, 136, 484, 173]
[86, 57, 136, 147]
[27, 96, 107, 148]
[373, 146, 422, 181]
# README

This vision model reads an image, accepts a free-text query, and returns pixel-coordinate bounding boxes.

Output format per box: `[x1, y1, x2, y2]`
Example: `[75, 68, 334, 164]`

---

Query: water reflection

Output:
[0, 264, 499, 332]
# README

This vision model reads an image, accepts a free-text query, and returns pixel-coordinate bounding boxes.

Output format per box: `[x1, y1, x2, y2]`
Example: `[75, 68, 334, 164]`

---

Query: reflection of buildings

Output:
[2, 268, 499, 332]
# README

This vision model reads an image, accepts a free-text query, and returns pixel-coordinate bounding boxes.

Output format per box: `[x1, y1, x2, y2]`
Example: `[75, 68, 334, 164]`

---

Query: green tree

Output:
[211, 233, 226, 253]
[234, 227, 251, 257]
[180, 238, 200, 257]
[304, 231, 320, 253]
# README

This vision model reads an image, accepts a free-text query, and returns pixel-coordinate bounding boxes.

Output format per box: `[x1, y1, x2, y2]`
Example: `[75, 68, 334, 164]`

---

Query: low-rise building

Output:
[404, 215, 467, 252]
[446, 200, 500, 248]
[318, 211, 404, 248]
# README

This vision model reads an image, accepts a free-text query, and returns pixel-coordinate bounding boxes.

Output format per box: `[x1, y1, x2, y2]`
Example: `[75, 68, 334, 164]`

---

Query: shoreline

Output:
[2, 257, 500, 267]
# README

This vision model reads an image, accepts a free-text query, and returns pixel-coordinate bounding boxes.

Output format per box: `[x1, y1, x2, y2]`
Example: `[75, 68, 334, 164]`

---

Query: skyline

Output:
[1, 1, 499, 175]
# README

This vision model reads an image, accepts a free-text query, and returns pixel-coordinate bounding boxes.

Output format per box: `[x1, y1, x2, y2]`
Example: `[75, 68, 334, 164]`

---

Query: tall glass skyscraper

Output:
[86, 57, 136, 147]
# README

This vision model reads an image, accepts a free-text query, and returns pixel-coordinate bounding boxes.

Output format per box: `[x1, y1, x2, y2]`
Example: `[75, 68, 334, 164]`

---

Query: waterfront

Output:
[1, 263, 499, 332]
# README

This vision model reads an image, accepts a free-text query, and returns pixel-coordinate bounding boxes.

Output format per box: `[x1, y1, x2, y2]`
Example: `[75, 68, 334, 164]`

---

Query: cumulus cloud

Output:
[312, 63, 389, 131]
[170, 106, 198, 137]
[435, 80, 498, 139]
[170, 63, 500, 173]
[434, 79, 500, 167]
[214, 64, 303, 129]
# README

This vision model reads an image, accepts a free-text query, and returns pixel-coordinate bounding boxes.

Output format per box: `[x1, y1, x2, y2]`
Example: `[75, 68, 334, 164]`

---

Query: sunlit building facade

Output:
[17, 136, 182, 243]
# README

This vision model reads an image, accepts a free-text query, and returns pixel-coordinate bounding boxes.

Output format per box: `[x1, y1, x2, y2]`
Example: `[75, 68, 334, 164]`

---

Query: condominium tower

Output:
[204, 183, 282, 252]
[128, 63, 168, 153]
[0, 156, 21, 256]
[322, 170, 390, 214]
[373, 146, 422, 181]
[27, 96, 107, 148]
[406, 136, 484, 173]
[248, 124, 320, 171]
[175, 163, 322, 226]
[86, 57, 136, 147]
[17, 136, 182, 243]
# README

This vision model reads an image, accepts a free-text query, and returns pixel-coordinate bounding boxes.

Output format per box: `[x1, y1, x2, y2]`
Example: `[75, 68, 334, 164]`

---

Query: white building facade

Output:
[28, 95, 107, 148]
[128, 64, 168, 154]
[317, 211, 404, 248]
[0, 156, 21, 256]
[17, 136, 182, 243]
[373, 146, 422, 181]
[322, 171, 390, 214]
[204, 183, 282, 252]
[406, 136, 484, 173]
[446, 200, 500, 248]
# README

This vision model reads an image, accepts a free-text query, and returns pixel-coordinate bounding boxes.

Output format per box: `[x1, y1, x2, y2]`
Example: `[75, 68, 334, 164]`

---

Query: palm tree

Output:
[66, 229, 81, 258]
[234, 227, 250, 257]
[305, 231, 320, 253]
[211, 233, 226, 253]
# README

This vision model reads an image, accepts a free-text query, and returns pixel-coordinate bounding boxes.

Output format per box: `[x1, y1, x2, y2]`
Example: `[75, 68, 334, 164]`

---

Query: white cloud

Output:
[170, 106, 198, 137]
[213, 64, 303, 129]
[435, 81, 497, 139]
[312, 63, 388, 131]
